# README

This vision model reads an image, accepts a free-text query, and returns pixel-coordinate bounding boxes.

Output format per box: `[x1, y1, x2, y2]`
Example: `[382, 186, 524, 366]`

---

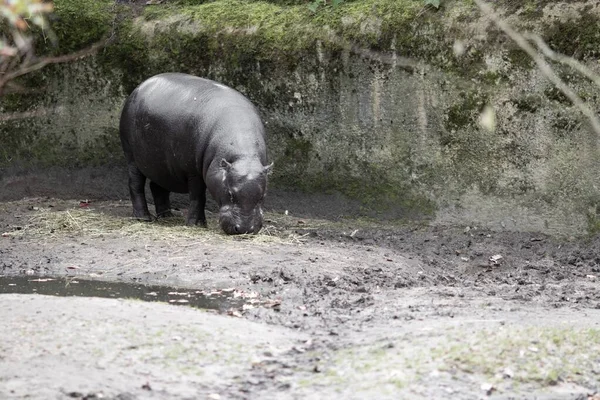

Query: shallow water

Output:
[0, 275, 244, 311]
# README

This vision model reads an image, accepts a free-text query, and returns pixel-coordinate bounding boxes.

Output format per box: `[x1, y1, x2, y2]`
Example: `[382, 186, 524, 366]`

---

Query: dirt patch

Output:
[2, 194, 600, 399]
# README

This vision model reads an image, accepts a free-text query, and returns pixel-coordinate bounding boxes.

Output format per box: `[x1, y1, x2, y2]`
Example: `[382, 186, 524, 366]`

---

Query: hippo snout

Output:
[219, 206, 263, 235]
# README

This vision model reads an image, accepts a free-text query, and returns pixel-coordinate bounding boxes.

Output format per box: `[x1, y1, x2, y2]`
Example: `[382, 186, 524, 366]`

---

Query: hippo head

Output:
[215, 158, 272, 235]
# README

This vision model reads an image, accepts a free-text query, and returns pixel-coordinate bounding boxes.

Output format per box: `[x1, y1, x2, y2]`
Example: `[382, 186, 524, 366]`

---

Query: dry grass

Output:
[7, 206, 310, 245]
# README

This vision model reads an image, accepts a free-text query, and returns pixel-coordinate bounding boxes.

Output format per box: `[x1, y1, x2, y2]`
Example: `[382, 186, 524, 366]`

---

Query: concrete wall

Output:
[2, 0, 600, 235]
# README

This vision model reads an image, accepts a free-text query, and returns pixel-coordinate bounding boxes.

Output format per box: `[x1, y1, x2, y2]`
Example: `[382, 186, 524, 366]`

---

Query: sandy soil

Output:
[2, 179, 600, 399]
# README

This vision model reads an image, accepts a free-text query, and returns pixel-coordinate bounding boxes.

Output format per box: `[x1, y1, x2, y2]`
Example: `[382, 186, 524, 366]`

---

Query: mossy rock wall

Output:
[2, 0, 600, 235]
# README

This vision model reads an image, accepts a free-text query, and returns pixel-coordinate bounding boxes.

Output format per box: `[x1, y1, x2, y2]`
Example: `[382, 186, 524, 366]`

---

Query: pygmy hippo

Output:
[119, 73, 272, 235]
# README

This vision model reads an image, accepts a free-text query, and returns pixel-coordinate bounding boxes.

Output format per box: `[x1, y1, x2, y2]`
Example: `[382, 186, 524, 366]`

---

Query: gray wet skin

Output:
[119, 73, 272, 234]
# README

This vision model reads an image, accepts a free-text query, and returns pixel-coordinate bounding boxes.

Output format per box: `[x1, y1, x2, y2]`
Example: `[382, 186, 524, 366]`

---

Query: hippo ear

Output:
[264, 162, 274, 175]
[220, 158, 232, 171]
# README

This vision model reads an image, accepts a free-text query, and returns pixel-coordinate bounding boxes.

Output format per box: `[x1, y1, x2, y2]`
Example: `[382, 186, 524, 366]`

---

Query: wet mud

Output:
[1, 190, 600, 399]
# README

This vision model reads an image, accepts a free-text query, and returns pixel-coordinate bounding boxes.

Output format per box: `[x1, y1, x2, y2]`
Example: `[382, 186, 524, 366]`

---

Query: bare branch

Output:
[0, 40, 107, 96]
[0, 106, 65, 122]
[2, 81, 46, 95]
[526, 33, 600, 90]
[474, 0, 600, 135]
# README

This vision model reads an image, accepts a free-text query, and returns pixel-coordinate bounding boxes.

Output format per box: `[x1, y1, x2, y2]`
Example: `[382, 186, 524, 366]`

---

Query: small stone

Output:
[480, 382, 495, 395]
[503, 367, 514, 378]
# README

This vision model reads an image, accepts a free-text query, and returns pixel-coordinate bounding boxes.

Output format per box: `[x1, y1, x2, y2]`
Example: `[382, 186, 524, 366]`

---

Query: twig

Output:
[0, 106, 64, 122]
[526, 33, 600, 90]
[474, 0, 600, 135]
[0, 40, 107, 96]
[66, 210, 82, 230]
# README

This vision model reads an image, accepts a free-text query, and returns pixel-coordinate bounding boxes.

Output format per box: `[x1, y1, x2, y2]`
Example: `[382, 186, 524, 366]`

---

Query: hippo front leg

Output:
[127, 163, 152, 221]
[187, 175, 207, 227]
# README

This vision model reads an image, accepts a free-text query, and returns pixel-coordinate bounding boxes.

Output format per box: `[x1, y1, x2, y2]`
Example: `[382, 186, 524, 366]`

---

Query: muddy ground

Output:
[2, 170, 600, 399]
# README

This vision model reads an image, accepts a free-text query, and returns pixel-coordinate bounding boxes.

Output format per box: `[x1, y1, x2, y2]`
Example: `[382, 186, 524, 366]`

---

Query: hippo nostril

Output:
[234, 224, 241, 233]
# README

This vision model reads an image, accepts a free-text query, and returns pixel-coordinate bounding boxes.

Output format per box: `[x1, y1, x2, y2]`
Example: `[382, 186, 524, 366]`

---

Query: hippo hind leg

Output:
[127, 163, 152, 221]
[186, 175, 207, 227]
[150, 181, 174, 218]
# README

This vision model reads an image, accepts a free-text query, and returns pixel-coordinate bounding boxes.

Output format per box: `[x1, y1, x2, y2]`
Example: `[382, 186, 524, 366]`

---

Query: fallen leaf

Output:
[263, 299, 282, 308]
[489, 254, 503, 265]
[292, 346, 306, 353]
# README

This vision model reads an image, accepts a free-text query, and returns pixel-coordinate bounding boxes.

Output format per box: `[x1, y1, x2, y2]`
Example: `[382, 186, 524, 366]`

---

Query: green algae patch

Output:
[435, 327, 600, 385]
[300, 325, 600, 396]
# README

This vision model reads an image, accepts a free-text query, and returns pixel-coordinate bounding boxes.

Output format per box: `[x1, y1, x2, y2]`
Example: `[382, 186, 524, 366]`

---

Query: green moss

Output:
[513, 94, 543, 113]
[138, 0, 459, 73]
[551, 115, 580, 136]
[505, 46, 534, 69]
[544, 86, 571, 105]
[586, 203, 600, 235]
[79, 127, 123, 167]
[44, 0, 114, 55]
[97, 15, 152, 95]
[543, 11, 600, 60]
[443, 90, 488, 134]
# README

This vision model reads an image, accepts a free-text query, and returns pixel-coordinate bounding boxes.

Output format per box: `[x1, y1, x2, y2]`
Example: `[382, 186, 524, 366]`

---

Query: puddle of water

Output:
[0, 275, 246, 312]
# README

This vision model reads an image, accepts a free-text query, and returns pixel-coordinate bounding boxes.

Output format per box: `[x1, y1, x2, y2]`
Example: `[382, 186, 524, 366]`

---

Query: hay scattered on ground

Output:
[7, 207, 309, 245]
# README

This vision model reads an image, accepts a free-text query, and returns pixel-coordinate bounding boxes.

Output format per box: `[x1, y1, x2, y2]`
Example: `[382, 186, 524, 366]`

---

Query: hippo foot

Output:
[133, 213, 154, 222]
[186, 218, 207, 228]
[156, 210, 175, 219]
